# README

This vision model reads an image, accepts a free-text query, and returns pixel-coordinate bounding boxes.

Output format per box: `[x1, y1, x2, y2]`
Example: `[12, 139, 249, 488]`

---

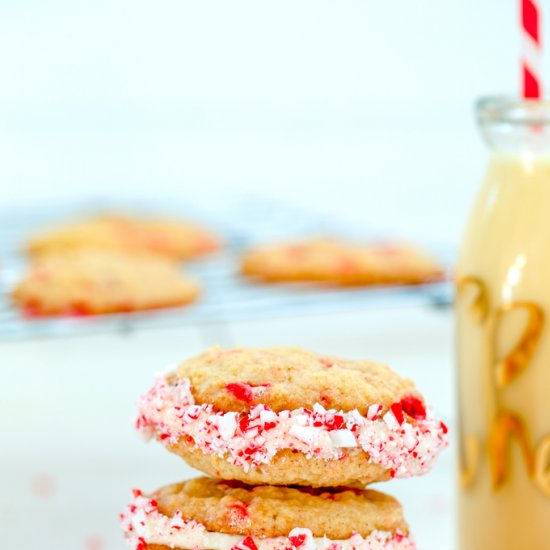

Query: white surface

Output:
[0, 306, 456, 550]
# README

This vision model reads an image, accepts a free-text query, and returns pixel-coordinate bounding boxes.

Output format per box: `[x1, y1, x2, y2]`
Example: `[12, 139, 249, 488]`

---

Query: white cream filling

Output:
[136, 377, 448, 479]
[146, 528, 411, 550]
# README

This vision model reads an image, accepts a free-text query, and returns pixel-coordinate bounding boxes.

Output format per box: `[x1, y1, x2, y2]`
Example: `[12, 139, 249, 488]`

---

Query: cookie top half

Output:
[152, 477, 407, 538]
[120, 477, 414, 549]
[169, 347, 417, 415]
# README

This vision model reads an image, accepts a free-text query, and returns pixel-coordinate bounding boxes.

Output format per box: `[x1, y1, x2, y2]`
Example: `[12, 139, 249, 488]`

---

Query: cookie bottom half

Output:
[170, 443, 392, 487]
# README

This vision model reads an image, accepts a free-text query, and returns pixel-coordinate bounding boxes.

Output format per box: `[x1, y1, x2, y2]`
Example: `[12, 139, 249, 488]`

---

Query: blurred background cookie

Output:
[27, 213, 220, 260]
[12, 250, 200, 316]
[241, 239, 444, 286]
[121, 477, 414, 549]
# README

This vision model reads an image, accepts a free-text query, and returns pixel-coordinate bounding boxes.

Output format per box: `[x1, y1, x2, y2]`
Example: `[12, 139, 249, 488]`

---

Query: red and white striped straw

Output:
[521, 0, 543, 99]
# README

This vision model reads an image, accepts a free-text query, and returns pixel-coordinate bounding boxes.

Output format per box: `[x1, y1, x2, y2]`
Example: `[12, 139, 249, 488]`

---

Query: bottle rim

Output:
[476, 96, 550, 126]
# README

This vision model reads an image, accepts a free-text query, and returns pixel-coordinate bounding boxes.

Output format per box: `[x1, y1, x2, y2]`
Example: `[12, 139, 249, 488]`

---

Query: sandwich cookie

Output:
[120, 477, 415, 550]
[136, 347, 448, 487]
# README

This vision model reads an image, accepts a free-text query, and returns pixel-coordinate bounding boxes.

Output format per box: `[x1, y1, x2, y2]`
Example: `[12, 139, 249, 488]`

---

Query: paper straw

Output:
[521, 0, 543, 99]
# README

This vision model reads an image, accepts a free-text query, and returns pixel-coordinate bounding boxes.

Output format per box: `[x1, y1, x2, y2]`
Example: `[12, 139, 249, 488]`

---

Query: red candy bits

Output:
[400, 395, 426, 420]
[225, 383, 269, 404]
[289, 534, 307, 548]
[225, 383, 255, 403]
[231, 536, 258, 550]
[390, 403, 404, 425]
[227, 501, 250, 525]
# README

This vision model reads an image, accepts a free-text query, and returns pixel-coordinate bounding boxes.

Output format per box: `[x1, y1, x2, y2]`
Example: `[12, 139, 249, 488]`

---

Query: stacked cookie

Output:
[122, 347, 448, 550]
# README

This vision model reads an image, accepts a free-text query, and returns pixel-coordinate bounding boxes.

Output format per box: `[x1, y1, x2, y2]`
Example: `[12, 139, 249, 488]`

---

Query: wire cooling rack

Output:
[0, 196, 454, 340]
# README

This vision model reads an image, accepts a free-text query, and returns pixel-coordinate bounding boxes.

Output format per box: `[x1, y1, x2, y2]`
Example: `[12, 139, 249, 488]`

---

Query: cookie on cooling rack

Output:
[241, 239, 443, 286]
[136, 347, 448, 487]
[27, 213, 219, 260]
[120, 477, 415, 550]
[12, 250, 199, 316]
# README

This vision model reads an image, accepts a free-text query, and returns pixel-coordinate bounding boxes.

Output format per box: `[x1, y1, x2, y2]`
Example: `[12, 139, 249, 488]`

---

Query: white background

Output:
[0, 2, 540, 549]
[0, 0, 533, 243]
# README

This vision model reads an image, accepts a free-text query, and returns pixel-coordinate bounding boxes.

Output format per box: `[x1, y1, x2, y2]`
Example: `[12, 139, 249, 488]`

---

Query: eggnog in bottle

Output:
[457, 97, 550, 549]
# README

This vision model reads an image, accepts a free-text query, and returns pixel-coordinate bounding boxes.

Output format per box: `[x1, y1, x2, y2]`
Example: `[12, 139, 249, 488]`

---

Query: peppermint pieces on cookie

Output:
[120, 478, 416, 550]
[135, 347, 448, 487]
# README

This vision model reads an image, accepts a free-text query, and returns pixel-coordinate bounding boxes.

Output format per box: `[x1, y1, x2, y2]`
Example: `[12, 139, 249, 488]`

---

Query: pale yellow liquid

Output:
[457, 154, 550, 549]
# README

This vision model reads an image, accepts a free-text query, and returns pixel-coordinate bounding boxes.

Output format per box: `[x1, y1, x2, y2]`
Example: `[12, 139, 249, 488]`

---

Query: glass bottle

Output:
[457, 96, 550, 549]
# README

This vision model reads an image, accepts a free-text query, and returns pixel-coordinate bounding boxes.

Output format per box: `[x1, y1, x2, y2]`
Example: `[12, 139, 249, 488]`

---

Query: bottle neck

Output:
[477, 97, 550, 156]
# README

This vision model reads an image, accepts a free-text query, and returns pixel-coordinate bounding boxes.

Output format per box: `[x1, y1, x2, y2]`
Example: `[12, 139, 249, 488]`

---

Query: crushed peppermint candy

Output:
[135, 377, 448, 478]
[120, 491, 416, 550]
[225, 382, 270, 403]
